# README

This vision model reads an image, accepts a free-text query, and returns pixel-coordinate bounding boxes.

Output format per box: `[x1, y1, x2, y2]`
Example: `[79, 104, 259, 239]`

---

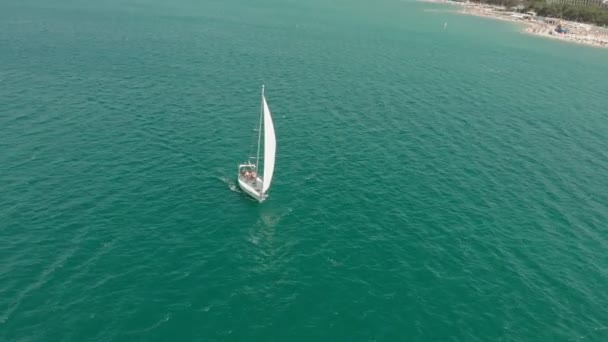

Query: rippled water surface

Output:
[2, 0, 608, 340]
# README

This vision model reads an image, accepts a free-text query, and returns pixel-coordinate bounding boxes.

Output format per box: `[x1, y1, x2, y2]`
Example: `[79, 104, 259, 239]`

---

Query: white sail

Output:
[262, 94, 276, 193]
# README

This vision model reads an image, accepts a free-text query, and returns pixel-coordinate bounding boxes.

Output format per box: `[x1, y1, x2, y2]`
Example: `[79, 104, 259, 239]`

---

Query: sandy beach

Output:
[420, 0, 608, 49]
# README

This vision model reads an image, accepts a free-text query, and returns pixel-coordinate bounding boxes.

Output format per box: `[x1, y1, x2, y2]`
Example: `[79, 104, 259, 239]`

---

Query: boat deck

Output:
[238, 175, 263, 192]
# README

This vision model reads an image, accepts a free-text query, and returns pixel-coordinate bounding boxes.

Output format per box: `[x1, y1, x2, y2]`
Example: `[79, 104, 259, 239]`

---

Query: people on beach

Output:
[458, 2, 608, 48]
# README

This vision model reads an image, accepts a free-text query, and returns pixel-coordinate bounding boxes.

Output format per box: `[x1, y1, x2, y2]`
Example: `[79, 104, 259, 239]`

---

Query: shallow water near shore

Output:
[2, 0, 608, 340]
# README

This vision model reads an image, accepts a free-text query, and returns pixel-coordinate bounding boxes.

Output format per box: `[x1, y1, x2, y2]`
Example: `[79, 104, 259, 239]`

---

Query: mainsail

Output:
[262, 94, 276, 193]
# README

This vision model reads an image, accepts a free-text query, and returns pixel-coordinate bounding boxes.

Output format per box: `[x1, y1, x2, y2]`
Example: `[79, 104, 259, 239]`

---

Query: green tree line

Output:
[466, 0, 608, 26]
[526, 2, 608, 26]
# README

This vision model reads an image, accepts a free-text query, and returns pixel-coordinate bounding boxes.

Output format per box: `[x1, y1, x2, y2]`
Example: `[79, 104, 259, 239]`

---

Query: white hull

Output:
[237, 175, 267, 202]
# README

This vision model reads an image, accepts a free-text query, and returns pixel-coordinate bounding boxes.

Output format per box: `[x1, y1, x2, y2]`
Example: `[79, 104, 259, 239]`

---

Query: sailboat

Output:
[237, 85, 276, 202]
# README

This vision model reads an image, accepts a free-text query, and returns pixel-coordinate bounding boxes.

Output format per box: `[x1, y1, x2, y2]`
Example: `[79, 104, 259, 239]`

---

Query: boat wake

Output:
[218, 176, 240, 193]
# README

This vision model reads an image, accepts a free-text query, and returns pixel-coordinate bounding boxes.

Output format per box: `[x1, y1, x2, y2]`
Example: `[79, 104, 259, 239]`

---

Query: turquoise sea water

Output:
[2, 0, 608, 340]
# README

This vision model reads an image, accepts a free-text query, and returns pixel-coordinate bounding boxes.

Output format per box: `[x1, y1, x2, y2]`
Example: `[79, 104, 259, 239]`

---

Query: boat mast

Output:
[255, 85, 264, 170]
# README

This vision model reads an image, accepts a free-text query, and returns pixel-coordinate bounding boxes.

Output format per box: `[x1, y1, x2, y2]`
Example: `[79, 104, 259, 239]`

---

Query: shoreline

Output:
[419, 0, 608, 49]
